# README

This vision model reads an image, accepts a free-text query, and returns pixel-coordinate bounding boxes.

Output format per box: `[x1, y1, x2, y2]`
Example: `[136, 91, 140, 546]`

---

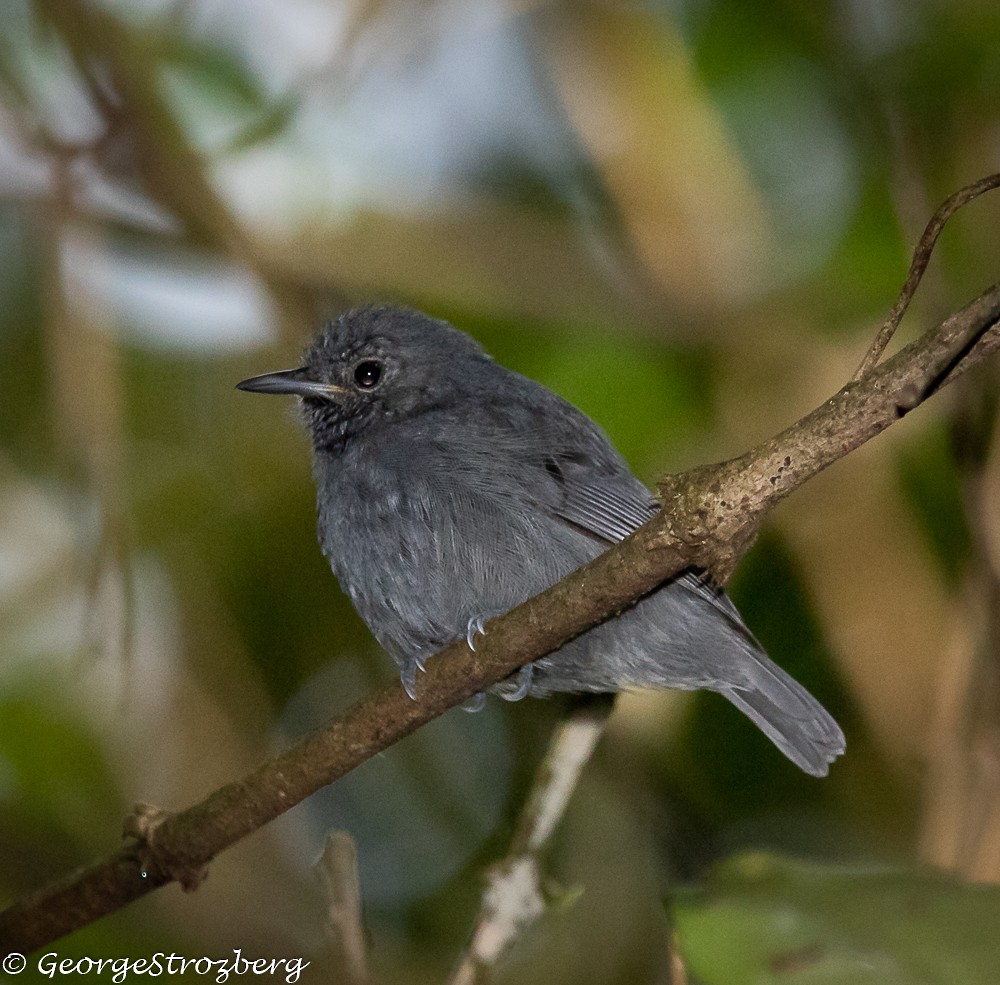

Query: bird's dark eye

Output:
[353, 360, 383, 389]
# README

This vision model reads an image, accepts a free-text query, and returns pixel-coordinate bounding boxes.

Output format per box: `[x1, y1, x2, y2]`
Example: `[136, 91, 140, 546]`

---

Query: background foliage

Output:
[2, 0, 1000, 980]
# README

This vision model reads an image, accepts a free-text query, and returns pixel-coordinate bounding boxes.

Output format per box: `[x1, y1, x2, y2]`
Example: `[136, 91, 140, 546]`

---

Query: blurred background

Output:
[2, 0, 1000, 981]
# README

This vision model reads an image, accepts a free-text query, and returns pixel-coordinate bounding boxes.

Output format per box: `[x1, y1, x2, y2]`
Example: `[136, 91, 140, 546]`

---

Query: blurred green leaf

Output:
[516, 327, 714, 474]
[822, 183, 909, 324]
[0, 676, 122, 896]
[896, 423, 973, 589]
[159, 35, 269, 110]
[672, 853, 1000, 984]
[157, 34, 296, 154]
[222, 94, 298, 154]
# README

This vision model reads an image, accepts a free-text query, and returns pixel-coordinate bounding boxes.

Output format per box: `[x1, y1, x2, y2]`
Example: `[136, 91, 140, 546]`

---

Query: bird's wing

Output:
[539, 448, 659, 544]
[520, 399, 760, 639]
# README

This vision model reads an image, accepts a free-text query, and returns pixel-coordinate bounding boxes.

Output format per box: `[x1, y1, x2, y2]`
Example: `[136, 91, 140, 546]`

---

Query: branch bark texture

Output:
[2, 278, 998, 953]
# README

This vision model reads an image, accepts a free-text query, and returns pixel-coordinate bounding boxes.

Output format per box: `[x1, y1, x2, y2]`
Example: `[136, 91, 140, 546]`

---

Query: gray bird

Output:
[238, 305, 845, 776]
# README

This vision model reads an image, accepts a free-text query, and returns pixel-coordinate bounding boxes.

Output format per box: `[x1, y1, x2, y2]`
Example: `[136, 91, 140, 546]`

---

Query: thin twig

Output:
[851, 172, 1000, 381]
[669, 933, 689, 985]
[448, 695, 614, 985]
[317, 831, 370, 985]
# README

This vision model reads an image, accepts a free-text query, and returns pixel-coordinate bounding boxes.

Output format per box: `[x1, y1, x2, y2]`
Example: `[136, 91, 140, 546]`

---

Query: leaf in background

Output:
[221, 93, 298, 155]
[157, 34, 296, 155]
[671, 852, 1000, 985]
[0, 680, 123, 896]
[896, 423, 973, 590]
[527, 327, 714, 474]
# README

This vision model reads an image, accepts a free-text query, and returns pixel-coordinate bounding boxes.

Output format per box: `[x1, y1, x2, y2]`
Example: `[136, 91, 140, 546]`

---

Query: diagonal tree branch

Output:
[2, 274, 999, 953]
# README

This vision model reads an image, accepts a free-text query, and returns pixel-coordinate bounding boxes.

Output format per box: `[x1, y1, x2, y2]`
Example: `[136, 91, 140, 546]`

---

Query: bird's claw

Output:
[496, 664, 534, 702]
[462, 692, 487, 713]
[465, 614, 488, 651]
[400, 658, 423, 700]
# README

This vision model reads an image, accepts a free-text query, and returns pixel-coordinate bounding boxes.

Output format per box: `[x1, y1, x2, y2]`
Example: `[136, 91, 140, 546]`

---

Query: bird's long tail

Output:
[720, 655, 845, 777]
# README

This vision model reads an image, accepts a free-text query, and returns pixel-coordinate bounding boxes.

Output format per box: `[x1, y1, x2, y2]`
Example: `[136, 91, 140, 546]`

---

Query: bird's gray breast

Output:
[312, 430, 600, 667]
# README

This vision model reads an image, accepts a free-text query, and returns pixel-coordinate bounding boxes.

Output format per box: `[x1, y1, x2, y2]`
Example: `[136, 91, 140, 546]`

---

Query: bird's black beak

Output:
[236, 368, 347, 400]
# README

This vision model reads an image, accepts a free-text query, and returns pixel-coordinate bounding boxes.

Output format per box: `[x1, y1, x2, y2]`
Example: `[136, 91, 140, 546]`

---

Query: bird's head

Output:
[237, 305, 492, 451]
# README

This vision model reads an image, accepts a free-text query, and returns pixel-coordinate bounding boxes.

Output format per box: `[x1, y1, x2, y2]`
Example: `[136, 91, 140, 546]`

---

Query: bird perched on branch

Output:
[238, 305, 844, 776]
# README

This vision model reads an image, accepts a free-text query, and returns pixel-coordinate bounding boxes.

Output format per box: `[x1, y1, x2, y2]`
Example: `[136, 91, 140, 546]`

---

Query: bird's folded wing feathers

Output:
[537, 433, 761, 643]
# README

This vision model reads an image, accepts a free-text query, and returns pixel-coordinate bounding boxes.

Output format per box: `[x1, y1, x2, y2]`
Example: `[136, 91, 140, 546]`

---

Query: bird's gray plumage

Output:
[239, 304, 845, 776]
